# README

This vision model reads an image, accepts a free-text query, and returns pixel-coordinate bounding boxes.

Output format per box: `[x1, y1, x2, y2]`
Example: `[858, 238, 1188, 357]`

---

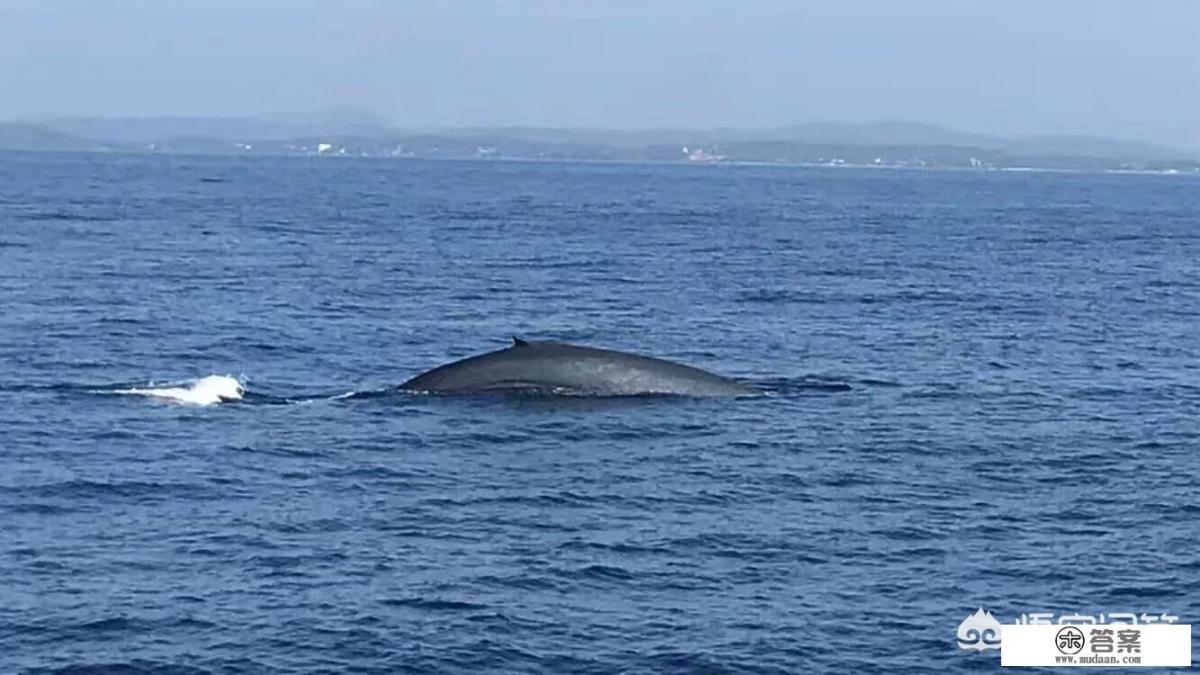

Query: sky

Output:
[1, 0, 1198, 149]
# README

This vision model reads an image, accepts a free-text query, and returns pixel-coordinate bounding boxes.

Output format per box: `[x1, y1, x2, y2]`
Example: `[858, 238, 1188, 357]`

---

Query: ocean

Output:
[2, 153, 1198, 673]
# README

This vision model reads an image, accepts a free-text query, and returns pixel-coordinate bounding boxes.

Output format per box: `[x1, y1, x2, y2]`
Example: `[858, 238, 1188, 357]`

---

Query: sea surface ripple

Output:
[1, 154, 1198, 673]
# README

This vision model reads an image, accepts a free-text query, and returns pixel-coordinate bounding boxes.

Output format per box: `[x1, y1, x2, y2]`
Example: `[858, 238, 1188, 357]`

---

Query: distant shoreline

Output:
[3, 147, 1199, 178]
[3, 119, 1198, 175]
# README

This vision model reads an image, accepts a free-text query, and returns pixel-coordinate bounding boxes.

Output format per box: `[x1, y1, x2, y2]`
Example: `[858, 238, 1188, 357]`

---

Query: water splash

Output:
[108, 375, 246, 406]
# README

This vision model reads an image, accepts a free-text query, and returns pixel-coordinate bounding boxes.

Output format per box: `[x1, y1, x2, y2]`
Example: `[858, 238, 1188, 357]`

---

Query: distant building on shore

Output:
[681, 146, 725, 163]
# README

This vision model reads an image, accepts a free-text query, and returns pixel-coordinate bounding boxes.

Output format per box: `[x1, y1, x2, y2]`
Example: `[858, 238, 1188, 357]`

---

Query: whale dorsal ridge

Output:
[511, 336, 530, 347]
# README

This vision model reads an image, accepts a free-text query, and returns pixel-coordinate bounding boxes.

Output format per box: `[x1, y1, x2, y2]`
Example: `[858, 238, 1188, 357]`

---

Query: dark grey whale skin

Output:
[401, 339, 756, 397]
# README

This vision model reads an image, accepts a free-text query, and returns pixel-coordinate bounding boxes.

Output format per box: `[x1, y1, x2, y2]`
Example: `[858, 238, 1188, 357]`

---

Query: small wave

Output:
[379, 597, 488, 611]
[20, 210, 119, 223]
[737, 288, 825, 304]
[247, 387, 400, 405]
[330, 387, 402, 402]
[754, 376, 853, 395]
[20, 659, 213, 675]
[1, 479, 215, 502]
[857, 377, 903, 388]
[101, 375, 245, 406]
[566, 564, 635, 581]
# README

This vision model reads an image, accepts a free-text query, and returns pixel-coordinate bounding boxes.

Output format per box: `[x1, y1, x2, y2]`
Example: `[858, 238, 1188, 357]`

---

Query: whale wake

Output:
[105, 375, 246, 406]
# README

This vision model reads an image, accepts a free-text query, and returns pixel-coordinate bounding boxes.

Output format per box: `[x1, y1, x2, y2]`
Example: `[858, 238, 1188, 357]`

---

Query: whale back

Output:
[401, 339, 754, 397]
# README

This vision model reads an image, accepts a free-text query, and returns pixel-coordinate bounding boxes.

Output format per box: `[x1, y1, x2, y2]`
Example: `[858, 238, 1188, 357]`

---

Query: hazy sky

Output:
[2, 0, 1198, 148]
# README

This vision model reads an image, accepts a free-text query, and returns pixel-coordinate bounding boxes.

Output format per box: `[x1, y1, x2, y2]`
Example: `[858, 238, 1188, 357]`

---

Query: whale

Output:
[400, 338, 756, 397]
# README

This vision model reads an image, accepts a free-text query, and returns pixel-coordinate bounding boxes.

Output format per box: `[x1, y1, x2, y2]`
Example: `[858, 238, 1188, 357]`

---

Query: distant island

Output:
[1, 116, 1197, 174]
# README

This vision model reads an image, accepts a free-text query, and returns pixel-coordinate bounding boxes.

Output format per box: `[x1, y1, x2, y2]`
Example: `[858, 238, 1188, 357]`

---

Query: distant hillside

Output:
[4, 116, 1198, 172]
[45, 111, 393, 146]
[0, 123, 110, 152]
[431, 121, 1190, 161]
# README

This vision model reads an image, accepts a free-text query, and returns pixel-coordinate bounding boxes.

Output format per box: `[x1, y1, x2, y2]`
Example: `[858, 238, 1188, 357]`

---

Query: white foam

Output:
[110, 375, 246, 406]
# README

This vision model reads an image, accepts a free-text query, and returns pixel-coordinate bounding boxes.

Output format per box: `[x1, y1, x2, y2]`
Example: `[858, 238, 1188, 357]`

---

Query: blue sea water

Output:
[1, 153, 1198, 673]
